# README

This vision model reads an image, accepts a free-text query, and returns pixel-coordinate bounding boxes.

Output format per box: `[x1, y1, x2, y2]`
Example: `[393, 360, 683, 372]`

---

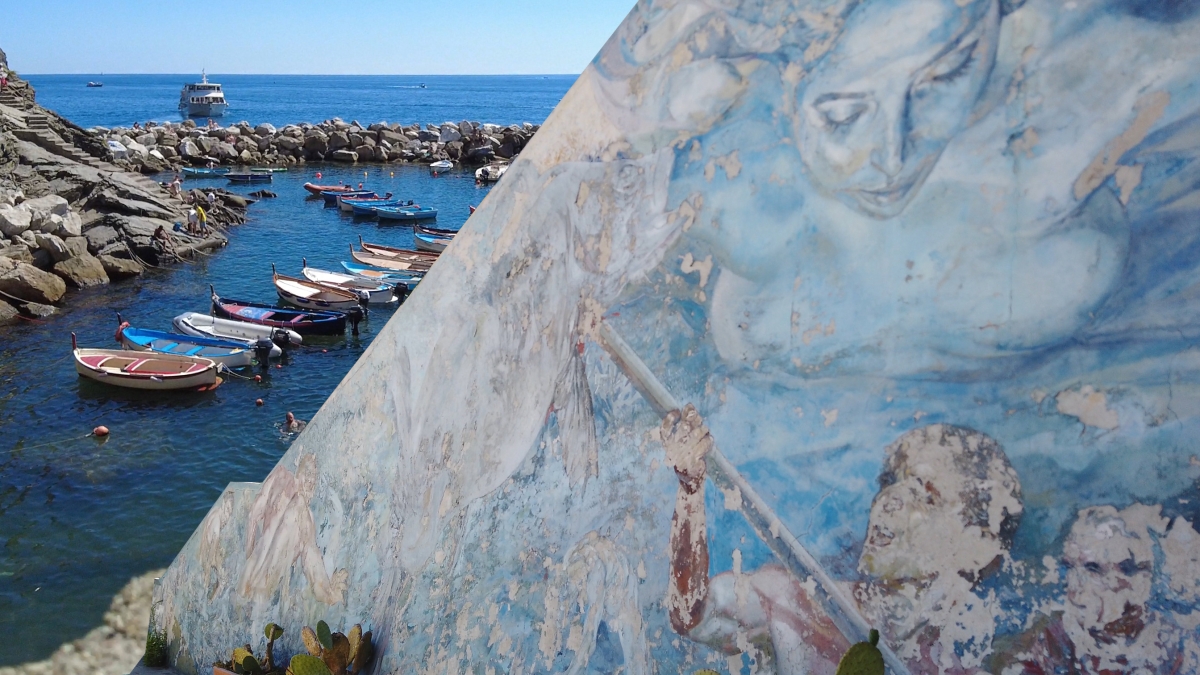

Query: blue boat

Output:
[321, 189, 374, 205]
[211, 286, 350, 336]
[227, 173, 272, 184]
[340, 261, 424, 288]
[182, 167, 230, 177]
[115, 320, 261, 368]
[373, 205, 438, 222]
[348, 199, 412, 216]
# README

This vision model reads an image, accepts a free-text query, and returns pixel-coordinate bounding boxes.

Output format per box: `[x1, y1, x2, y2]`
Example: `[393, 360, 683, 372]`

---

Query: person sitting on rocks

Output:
[153, 225, 176, 257]
[284, 412, 307, 433]
[168, 176, 182, 198]
[206, 191, 216, 208]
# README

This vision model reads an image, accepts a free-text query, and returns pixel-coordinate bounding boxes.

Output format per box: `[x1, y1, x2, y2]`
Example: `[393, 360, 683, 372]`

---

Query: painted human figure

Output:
[996, 504, 1200, 674]
[239, 453, 347, 605]
[663, 406, 1024, 674]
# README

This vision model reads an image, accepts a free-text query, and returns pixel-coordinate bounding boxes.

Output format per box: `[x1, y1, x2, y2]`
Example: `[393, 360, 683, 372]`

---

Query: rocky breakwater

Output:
[0, 56, 248, 325]
[93, 118, 540, 171]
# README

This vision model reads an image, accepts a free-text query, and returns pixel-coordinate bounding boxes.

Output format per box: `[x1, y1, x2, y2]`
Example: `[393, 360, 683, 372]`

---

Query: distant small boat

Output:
[415, 233, 449, 253]
[227, 173, 272, 184]
[250, 167, 288, 173]
[301, 258, 397, 304]
[116, 319, 256, 368]
[73, 333, 222, 391]
[337, 192, 393, 212]
[350, 245, 434, 272]
[429, 160, 453, 173]
[475, 163, 508, 183]
[340, 261, 424, 288]
[373, 205, 438, 222]
[87, 82, 104, 88]
[350, 199, 410, 216]
[211, 286, 349, 336]
[304, 183, 356, 195]
[272, 264, 363, 312]
[414, 223, 458, 238]
[173, 312, 301, 347]
[182, 167, 230, 177]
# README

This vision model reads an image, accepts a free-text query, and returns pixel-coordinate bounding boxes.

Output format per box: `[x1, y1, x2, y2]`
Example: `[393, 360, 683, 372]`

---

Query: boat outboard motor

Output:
[253, 337, 275, 367]
[270, 328, 291, 351]
[354, 289, 371, 304]
[346, 306, 365, 336]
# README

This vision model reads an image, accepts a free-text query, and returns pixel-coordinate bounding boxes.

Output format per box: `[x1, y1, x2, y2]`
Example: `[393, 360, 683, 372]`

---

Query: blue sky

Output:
[1, 0, 634, 75]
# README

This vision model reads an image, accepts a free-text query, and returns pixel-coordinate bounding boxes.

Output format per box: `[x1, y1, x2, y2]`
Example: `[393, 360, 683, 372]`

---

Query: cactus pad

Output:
[316, 621, 333, 651]
[302, 626, 323, 656]
[241, 653, 263, 675]
[287, 654, 333, 675]
[265, 623, 284, 641]
[350, 631, 373, 675]
[835, 629, 885, 675]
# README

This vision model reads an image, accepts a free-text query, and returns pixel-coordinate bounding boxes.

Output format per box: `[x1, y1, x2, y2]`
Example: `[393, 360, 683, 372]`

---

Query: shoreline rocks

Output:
[0, 569, 165, 675]
[0, 60, 250, 324]
[92, 117, 541, 173]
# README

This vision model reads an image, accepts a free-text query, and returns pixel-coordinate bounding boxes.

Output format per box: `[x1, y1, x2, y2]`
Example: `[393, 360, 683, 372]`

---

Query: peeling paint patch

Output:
[821, 409, 838, 427]
[1073, 91, 1169, 201]
[1055, 385, 1119, 430]
[680, 252, 714, 288]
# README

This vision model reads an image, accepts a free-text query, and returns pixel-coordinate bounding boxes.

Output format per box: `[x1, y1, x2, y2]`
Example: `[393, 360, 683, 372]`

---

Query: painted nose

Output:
[871, 99, 906, 179]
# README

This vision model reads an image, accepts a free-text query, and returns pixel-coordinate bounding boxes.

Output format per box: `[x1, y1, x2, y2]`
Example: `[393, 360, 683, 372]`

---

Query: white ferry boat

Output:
[178, 71, 229, 117]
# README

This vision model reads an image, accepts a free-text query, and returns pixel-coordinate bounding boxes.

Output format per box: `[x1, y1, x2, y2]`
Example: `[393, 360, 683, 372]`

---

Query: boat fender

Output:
[115, 321, 130, 343]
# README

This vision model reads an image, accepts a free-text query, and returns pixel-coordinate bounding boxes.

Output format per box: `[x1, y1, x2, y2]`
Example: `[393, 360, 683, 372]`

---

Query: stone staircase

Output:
[0, 88, 26, 109]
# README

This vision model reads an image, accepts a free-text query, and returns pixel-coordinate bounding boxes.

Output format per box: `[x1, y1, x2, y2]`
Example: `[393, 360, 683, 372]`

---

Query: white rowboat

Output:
[173, 312, 302, 347]
[301, 259, 396, 304]
[73, 334, 222, 391]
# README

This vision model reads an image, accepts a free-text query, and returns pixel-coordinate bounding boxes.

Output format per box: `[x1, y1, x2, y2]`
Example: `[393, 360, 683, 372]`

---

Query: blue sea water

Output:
[24, 74, 576, 129]
[0, 77, 570, 666]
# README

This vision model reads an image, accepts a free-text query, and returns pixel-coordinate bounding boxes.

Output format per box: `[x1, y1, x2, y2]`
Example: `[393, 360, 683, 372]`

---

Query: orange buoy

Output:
[322, 349, 327, 353]
[255, 398, 264, 406]
[93, 425, 109, 437]
[316, 172, 322, 179]
[276, 364, 283, 369]
[254, 374, 262, 382]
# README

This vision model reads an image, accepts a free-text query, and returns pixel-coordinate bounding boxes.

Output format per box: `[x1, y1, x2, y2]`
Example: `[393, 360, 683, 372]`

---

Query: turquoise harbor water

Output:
[24, 74, 576, 129]
[0, 74, 572, 665]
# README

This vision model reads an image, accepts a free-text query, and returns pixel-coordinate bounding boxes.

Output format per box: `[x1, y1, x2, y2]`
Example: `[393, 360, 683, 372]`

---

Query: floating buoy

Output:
[255, 398, 264, 406]
[390, 172, 394, 178]
[254, 374, 262, 382]
[93, 425, 110, 437]
[322, 349, 327, 353]
[276, 364, 283, 369]
[316, 172, 322, 179]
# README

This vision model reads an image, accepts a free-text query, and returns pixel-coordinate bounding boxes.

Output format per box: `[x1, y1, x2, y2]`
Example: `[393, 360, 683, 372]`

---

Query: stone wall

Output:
[154, 1, 1200, 674]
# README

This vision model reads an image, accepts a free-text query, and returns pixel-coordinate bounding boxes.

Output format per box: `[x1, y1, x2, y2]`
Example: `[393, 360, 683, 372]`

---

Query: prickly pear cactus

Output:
[232, 646, 255, 675]
[241, 653, 264, 675]
[264, 623, 284, 672]
[835, 629, 885, 675]
[302, 626, 323, 657]
[287, 654, 333, 675]
[324, 632, 351, 675]
[348, 628, 373, 675]
[316, 620, 333, 651]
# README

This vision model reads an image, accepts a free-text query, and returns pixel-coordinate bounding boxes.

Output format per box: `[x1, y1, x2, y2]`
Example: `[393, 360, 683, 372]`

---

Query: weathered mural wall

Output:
[156, 0, 1200, 673]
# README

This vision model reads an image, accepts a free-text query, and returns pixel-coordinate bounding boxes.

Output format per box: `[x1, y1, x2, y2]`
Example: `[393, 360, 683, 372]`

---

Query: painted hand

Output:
[661, 404, 712, 493]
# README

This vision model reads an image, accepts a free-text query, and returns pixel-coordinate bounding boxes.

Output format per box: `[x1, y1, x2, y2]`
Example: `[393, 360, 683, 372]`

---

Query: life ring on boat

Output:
[115, 321, 130, 342]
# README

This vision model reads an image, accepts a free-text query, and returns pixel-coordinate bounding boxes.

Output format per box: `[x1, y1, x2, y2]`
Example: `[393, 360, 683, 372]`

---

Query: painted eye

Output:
[923, 40, 979, 85]
[815, 98, 869, 128]
[1084, 561, 1103, 574]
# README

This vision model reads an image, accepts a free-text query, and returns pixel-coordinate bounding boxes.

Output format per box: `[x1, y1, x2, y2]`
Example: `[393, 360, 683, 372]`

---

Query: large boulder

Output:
[24, 195, 72, 218]
[0, 204, 32, 237]
[53, 253, 109, 288]
[354, 145, 375, 161]
[98, 254, 143, 280]
[212, 142, 238, 161]
[64, 236, 90, 259]
[0, 260, 67, 303]
[0, 299, 18, 326]
[125, 141, 149, 158]
[57, 212, 83, 238]
[304, 133, 329, 155]
[84, 225, 120, 253]
[331, 149, 358, 163]
[328, 131, 351, 151]
[195, 136, 217, 154]
[0, 244, 32, 263]
[378, 129, 404, 145]
[438, 125, 462, 143]
[178, 140, 202, 158]
[275, 135, 301, 152]
[34, 232, 71, 262]
[136, 133, 157, 147]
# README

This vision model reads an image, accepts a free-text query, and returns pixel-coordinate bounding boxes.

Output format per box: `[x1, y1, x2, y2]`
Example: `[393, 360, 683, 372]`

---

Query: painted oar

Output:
[596, 321, 913, 675]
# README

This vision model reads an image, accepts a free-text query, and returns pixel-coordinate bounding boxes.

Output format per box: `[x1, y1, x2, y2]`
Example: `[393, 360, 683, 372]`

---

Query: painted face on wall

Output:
[1062, 508, 1155, 641]
[797, 0, 1001, 219]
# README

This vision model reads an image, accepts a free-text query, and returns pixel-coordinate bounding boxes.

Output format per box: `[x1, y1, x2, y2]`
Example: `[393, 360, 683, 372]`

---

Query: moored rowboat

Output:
[182, 167, 230, 177]
[272, 264, 363, 311]
[340, 261, 424, 288]
[357, 236, 439, 261]
[227, 173, 272, 184]
[301, 258, 398, 304]
[304, 183, 356, 195]
[414, 233, 449, 253]
[211, 286, 349, 336]
[337, 192, 393, 212]
[414, 223, 458, 238]
[173, 312, 301, 346]
[373, 205, 438, 222]
[350, 244, 434, 272]
[73, 334, 222, 391]
[116, 319, 258, 368]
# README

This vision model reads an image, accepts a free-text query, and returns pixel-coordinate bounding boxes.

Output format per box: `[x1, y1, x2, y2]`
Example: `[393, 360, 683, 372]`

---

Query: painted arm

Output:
[662, 404, 713, 636]
[298, 503, 347, 605]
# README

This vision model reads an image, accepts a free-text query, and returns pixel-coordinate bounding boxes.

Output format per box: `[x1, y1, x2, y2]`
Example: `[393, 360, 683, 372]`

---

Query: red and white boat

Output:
[72, 334, 222, 391]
